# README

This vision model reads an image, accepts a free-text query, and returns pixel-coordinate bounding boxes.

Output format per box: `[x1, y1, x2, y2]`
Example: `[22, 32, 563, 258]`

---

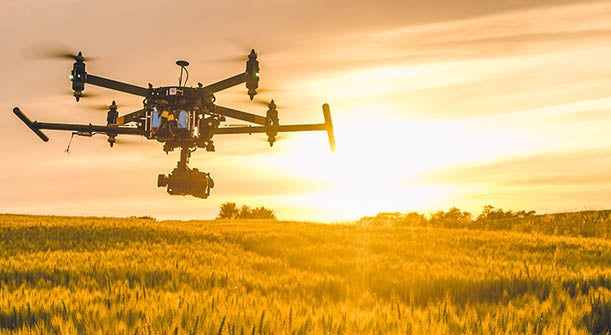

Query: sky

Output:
[1, 0, 611, 222]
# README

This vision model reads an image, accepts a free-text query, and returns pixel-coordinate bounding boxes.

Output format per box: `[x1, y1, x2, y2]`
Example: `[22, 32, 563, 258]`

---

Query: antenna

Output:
[176, 60, 189, 87]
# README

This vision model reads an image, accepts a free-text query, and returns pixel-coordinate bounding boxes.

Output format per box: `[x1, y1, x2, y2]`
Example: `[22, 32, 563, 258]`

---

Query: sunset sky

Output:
[2, 0, 611, 221]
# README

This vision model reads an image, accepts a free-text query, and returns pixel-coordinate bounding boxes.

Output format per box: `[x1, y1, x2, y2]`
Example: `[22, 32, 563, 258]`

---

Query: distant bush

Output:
[217, 202, 240, 219]
[476, 205, 536, 221]
[357, 212, 426, 226]
[217, 202, 276, 220]
[429, 207, 473, 228]
[128, 215, 156, 221]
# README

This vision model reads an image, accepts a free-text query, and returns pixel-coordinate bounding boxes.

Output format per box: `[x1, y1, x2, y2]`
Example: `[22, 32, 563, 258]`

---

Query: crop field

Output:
[0, 214, 609, 334]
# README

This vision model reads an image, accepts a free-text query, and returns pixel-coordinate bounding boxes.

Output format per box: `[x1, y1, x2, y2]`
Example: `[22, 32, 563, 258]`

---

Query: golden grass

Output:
[0, 214, 609, 334]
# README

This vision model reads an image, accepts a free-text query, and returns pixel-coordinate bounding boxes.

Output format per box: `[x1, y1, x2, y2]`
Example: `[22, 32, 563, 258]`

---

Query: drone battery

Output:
[151, 110, 161, 128]
[177, 111, 188, 129]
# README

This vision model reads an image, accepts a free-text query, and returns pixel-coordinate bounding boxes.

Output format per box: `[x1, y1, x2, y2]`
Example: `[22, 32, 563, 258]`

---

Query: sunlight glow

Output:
[258, 104, 541, 220]
[296, 64, 468, 99]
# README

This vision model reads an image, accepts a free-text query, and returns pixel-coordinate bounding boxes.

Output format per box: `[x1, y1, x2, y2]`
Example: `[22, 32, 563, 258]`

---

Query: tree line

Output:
[217, 202, 276, 219]
[214, 202, 609, 238]
[357, 205, 536, 227]
[357, 205, 610, 238]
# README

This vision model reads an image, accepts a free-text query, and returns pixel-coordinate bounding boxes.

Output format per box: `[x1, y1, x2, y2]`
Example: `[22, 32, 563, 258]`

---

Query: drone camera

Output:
[158, 167, 214, 199]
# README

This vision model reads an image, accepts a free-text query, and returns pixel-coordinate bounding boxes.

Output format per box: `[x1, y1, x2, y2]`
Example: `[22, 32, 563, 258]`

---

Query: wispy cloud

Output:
[417, 148, 611, 187]
[335, 1, 611, 63]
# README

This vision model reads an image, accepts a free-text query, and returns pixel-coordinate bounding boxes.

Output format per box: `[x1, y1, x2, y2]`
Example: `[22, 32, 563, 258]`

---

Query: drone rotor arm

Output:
[214, 104, 335, 152]
[32, 122, 143, 136]
[115, 109, 146, 126]
[85, 74, 149, 97]
[214, 105, 266, 125]
[13, 107, 49, 142]
[200, 73, 247, 94]
[33, 121, 143, 135]
[215, 123, 325, 134]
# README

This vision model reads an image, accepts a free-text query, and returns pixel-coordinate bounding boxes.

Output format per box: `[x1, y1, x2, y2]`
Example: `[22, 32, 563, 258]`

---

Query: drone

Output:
[13, 49, 335, 199]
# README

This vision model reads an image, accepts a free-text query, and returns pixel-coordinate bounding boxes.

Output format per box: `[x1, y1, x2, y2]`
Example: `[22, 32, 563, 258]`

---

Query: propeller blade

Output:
[260, 134, 287, 148]
[254, 99, 293, 112]
[209, 42, 262, 63]
[63, 90, 103, 99]
[209, 55, 248, 63]
[85, 101, 122, 111]
[254, 100, 284, 108]
[23, 43, 95, 61]
[260, 134, 286, 141]
[223, 88, 282, 100]
[224, 39, 259, 55]
[256, 87, 281, 94]
[107, 137, 150, 146]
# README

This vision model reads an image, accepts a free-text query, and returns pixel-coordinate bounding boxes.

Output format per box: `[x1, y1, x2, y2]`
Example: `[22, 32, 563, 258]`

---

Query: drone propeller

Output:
[255, 87, 281, 95]
[63, 90, 103, 99]
[213, 39, 261, 62]
[103, 137, 149, 147]
[210, 54, 249, 63]
[254, 99, 287, 109]
[261, 134, 286, 142]
[23, 43, 95, 61]
[86, 101, 124, 111]
[48, 51, 82, 61]
[224, 88, 281, 101]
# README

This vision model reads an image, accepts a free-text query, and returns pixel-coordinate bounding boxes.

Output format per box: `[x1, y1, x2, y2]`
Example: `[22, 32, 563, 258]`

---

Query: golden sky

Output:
[1, 0, 611, 221]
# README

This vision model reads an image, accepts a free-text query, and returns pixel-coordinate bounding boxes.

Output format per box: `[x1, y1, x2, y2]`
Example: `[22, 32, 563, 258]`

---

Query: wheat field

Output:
[0, 214, 609, 334]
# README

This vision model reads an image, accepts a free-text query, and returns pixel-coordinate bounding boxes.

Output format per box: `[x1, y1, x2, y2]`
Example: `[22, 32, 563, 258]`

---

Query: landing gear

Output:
[157, 147, 214, 199]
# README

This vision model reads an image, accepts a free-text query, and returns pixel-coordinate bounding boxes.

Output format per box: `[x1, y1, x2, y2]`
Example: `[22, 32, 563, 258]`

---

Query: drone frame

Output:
[13, 49, 335, 199]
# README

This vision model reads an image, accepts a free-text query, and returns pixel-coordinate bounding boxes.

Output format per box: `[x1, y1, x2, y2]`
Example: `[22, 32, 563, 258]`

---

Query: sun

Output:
[254, 98, 543, 222]
[258, 107, 463, 220]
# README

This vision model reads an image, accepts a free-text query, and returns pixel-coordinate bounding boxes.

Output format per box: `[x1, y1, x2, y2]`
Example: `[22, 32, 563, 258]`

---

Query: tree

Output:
[238, 205, 276, 219]
[217, 202, 239, 219]
[445, 207, 472, 226]
[217, 203, 276, 220]
[477, 205, 536, 221]
[251, 206, 276, 219]
[239, 205, 254, 219]
[429, 207, 472, 228]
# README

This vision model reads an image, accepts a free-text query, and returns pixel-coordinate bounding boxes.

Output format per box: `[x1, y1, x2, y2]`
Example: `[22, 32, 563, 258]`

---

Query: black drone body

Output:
[13, 50, 335, 199]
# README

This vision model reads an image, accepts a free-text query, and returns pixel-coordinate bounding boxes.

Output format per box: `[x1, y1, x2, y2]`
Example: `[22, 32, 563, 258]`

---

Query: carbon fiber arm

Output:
[85, 74, 149, 97]
[214, 105, 267, 125]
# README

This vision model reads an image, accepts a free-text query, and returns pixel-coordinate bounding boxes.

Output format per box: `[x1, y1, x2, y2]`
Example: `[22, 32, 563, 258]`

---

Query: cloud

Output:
[417, 148, 611, 187]
[409, 148, 611, 214]
[278, 1, 611, 122]
[350, 1, 611, 60]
